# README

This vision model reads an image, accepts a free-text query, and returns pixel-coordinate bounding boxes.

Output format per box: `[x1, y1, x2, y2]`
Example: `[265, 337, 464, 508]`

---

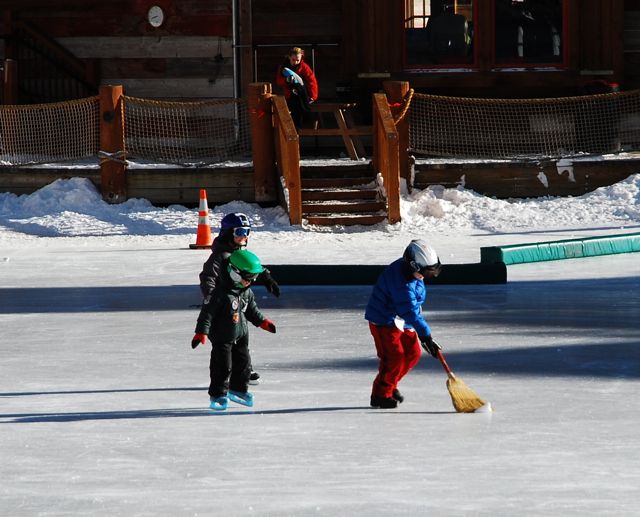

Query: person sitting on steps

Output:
[276, 46, 319, 128]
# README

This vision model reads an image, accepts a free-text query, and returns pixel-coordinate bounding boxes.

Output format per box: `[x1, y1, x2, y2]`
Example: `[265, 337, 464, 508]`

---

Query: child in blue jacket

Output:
[365, 240, 443, 409]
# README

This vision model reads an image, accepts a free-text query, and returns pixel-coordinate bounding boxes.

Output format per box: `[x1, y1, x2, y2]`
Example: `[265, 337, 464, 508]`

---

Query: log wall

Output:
[0, 166, 255, 207]
[2, 0, 234, 99]
[251, 0, 345, 102]
[1, 0, 637, 101]
[414, 158, 640, 199]
[625, 0, 640, 90]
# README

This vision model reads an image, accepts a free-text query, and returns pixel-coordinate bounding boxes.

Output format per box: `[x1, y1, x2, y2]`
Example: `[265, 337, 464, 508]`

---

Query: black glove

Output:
[260, 269, 280, 298]
[420, 335, 442, 357]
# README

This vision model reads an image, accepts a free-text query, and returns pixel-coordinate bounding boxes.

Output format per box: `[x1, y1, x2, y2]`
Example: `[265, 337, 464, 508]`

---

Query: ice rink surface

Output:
[1, 245, 639, 516]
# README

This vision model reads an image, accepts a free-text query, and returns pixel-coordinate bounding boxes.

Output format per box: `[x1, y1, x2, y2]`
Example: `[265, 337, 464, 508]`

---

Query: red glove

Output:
[259, 319, 276, 333]
[191, 333, 207, 349]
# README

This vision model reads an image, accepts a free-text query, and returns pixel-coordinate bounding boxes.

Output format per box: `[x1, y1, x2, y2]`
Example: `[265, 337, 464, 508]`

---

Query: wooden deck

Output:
[412, 155, 640, 199]
[297, 103, 371, 161]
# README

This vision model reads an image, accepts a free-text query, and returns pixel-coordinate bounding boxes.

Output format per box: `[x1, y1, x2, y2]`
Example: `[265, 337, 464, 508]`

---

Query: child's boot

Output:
[209, 396, 228, 410]
[228, 390, 254, 407]
[370, 395, 398, 409]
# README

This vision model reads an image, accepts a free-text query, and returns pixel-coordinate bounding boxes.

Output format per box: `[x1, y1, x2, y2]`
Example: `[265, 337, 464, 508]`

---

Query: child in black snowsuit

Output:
[198, 212, 280, 385]
[192, 249, 276, 410]
[199, 212, 280, 304]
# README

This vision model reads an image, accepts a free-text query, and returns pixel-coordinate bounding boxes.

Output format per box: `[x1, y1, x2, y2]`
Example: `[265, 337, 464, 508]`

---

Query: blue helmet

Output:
[220, 212, 251, 233]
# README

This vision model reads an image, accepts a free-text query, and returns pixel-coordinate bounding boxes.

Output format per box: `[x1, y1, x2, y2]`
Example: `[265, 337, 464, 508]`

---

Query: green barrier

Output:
[480, 232, 640, 265]
[265, 263, 507, 285]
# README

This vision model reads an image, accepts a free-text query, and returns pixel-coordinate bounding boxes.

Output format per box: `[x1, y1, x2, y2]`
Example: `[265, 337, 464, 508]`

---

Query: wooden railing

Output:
[372, 93, 401, 224]
[271, 95, 302, 224]
[2, 20, 98, 104]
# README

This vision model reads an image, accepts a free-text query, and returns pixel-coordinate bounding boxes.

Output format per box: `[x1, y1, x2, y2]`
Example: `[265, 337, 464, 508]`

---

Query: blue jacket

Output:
[364, 258, 432, 337]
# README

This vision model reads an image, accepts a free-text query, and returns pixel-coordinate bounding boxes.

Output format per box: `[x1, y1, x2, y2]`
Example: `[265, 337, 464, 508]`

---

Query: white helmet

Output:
[403, 239, 441, 276]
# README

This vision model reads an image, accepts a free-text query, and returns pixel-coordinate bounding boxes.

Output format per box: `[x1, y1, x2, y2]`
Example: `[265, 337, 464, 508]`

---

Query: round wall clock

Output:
[147, 6, 165, 28]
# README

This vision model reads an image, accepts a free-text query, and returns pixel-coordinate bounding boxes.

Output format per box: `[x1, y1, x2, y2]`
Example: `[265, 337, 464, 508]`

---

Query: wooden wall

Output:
[250, 0, 346, 101]
[0, 166, 255, 206]
[1, 0, 636, 101]
[2, 0, 235, 99]
[413, 158, 640, 199]
[624, 0, 640, 90]
[247, 0, 631, 102]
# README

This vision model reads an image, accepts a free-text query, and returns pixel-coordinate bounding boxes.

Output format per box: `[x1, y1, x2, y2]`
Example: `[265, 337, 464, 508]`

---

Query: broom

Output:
[436, 349, 490, 413]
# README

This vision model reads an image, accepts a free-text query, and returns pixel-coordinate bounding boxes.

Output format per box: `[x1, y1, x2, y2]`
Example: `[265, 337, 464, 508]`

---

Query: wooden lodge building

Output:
[1, 0, 640, 225]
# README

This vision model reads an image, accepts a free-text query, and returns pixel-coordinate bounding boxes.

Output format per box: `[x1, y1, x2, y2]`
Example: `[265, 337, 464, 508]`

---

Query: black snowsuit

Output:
[199, 234, 280, 304]
[199, 236, 237, 304]
[195, 269, 267, 398]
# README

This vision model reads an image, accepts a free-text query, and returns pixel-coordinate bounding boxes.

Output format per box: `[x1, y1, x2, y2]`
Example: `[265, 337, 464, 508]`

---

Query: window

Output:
[495, 0, 563, 65]
[405, 0, 475, 67]
[403, 0, 566, 69]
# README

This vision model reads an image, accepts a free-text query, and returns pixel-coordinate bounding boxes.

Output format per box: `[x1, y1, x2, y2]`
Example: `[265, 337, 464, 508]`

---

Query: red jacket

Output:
[276, 59, 318, 102]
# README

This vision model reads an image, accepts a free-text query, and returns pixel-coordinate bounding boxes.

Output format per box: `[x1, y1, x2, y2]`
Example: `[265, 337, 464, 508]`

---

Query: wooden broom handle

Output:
[436, 349, 456, 378]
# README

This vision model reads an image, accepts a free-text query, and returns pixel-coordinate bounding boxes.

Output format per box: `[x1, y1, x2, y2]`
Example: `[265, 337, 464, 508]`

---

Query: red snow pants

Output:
[369, 322, 422, 399]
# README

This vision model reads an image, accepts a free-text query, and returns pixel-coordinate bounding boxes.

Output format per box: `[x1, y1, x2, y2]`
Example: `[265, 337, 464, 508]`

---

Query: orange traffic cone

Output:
[189, 189, 213, 249]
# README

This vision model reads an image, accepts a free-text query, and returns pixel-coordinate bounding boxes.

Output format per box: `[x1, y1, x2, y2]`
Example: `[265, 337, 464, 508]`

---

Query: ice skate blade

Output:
[228, 391, 254, 407]
[209, 396, 228, 411]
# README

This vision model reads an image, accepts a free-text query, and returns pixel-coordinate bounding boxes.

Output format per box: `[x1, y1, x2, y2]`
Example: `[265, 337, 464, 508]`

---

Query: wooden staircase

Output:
[300, 162, 388, 226]
[3, 20, 98, 104]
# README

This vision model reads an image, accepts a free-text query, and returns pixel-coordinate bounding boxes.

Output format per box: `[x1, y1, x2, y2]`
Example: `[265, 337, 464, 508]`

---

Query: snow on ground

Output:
[1, 168, 639, 516]
[1, 169, 639, 265]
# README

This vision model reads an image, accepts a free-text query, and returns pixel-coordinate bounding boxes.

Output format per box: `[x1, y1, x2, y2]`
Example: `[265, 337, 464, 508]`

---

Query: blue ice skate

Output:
[228, 390, 254, 407]
[209, 396, 228, 410]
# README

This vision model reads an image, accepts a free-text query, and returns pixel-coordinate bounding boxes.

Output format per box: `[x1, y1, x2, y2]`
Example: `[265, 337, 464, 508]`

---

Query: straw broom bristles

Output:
[445, 373, 486, 413]
[436, 350, 489, 413]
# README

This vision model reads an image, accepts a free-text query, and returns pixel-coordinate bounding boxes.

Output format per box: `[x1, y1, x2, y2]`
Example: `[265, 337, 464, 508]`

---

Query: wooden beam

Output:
[1, 0, 128, 9]
[99, 84, 126, 203]
[2, 59, 18, 104]
[383, 81, 410, 185]
[238, 0, 253, 96]
[298, 126, 372, 137]
[247, 82, 277, 202]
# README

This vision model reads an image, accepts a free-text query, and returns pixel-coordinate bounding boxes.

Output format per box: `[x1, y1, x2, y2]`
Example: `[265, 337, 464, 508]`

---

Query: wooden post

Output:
[373, 93, 401, 224]
[248, 82, 277, 202]
[271, 95, 301, 224]
[2, 10, 17, 104]
[99, 85, 127, 203]
[3, 59, 18, 105]
[383, 81, 410, 187]
[238, 0, 253, 97]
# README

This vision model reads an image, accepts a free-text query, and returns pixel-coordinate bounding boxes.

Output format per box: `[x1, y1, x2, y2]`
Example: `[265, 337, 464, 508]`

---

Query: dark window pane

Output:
[496, 0, 563, 64]
[406, 1, 474, 66]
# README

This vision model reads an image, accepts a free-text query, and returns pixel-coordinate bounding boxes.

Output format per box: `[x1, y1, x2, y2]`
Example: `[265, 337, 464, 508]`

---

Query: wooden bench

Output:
[297, 102, 371, 160]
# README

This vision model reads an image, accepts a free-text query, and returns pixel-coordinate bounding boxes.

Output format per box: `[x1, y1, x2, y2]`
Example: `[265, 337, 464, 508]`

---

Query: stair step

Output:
[302, 200, 386, 214]
[300, 163, 372, 179]
[305, 213, 388, 226]
[302, 177, 374, 188]
[302, 189, 378, 201]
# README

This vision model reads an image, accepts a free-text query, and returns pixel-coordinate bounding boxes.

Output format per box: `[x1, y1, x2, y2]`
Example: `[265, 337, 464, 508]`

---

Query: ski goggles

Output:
[421, 261, 442, 277]
[229, 264, 259, 283]
[233, 227, 251, 238]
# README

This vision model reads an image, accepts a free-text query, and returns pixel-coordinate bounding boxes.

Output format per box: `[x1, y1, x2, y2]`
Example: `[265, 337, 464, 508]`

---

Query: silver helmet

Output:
[403, 239, 442, 276]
